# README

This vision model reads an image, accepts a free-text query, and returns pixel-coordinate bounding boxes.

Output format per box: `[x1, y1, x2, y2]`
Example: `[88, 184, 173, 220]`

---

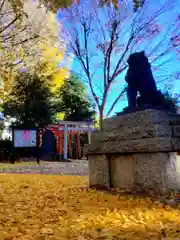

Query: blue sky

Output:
[57, 0, 180, 116]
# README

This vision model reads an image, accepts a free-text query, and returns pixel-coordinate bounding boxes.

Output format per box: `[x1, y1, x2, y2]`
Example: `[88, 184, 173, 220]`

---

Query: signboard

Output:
[13, 129, 37, 148]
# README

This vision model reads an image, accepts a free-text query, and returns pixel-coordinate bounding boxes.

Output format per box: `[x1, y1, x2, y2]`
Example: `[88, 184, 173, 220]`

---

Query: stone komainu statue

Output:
[125, 51, 165, 110]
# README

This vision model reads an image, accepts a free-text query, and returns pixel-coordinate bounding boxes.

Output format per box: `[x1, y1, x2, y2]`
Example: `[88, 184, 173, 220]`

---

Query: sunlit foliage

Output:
[40, 0, 145, 12]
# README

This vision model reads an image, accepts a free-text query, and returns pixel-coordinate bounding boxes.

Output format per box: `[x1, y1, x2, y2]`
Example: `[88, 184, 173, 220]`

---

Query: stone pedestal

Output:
[85, 110, 180, 194]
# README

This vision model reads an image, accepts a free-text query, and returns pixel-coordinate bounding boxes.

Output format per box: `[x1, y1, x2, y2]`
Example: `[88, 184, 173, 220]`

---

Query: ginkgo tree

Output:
[0, 0, 49, 101]
[34, 12, 71, 93]
[0, 0, 71, 102]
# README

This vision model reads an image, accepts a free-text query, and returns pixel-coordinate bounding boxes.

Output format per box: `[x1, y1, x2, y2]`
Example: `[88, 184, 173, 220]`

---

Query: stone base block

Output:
[103, 109, 176, 130]
[88, 152, 180, 194]
[92, 124, 172, 142]
[133, 152, 180, 194]
[88, 155, 110, 189]
[111, 155, 135, 189]
[85, 137, 174, 154]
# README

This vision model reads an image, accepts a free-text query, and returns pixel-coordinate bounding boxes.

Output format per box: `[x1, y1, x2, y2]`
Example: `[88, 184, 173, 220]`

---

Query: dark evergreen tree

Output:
[57, 74, 96, 122]
[4, 72, 55, 128]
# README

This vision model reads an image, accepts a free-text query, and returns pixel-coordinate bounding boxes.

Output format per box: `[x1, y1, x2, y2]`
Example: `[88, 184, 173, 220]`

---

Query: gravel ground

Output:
[0, 160, 88, 175]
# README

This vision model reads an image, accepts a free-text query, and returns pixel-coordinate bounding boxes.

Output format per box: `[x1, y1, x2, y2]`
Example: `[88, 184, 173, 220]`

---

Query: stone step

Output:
[92, 124, 173, 142]
[85, 137, 180, 155]
[103, 109, 180, 130]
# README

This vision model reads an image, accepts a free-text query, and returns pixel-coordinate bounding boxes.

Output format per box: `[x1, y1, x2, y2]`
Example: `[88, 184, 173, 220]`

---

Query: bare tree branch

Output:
[107, 87, 126, 116]
[70, 36, 100, 108]
[62, 0, 179, 129]
[110, 32, 134, 83]
[0, 0, 5, 12]
[0, 15, 22, 34]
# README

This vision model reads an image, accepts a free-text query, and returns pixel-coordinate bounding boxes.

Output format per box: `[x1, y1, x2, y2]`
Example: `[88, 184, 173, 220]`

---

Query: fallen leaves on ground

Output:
[0, 161, 88, 175]
[0, 175, 180, 239]
[0, 162, 37, 169]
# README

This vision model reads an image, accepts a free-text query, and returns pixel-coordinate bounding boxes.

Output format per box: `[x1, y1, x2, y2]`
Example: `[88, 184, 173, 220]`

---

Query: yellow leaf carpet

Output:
[0, 175, 180, 239]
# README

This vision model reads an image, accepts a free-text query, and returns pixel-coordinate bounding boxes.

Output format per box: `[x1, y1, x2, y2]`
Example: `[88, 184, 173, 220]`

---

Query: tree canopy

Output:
[56, 74, 95, 122]
[3, 72, 95, 127]
[39, 0, 145, 12]
[34, 13, 71, 93]
[0, 0, 71, 102]
[4, 72, 55, 128]
[0, 0, 44, 99]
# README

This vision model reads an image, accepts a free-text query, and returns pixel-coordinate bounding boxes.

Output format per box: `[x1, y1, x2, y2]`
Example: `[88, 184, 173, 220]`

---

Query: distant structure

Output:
[40, 121, 95, 160]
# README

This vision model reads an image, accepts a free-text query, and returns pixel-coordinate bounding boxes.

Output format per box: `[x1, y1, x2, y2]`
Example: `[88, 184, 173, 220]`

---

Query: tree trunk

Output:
[99, 107, 104, 132]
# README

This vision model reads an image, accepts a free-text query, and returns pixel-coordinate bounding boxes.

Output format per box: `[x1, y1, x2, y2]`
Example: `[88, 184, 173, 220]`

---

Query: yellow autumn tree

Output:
[22, 10, 72, 120]
[0, 0, 49, 101]
[36, 13, 72, 120]
[0, 0, 71, 102]
[35, 12, 71, 93]
[40, 0, 145, 12]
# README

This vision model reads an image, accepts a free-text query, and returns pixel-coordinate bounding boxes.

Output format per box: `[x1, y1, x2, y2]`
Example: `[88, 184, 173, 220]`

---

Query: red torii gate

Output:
[39, 120, 95, 160]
